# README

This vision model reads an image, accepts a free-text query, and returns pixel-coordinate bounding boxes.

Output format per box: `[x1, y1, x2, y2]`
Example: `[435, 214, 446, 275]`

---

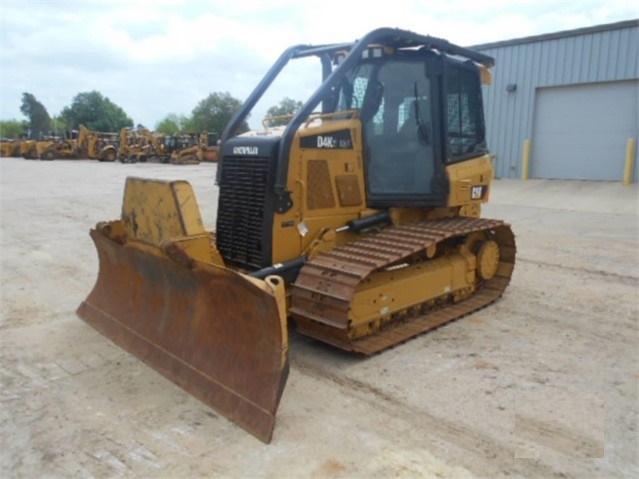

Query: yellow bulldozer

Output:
[170, 131, 220, 163]
[164, 133, 201, 165]
[199, 131, 219, 162]
[77, 28, 516, 443]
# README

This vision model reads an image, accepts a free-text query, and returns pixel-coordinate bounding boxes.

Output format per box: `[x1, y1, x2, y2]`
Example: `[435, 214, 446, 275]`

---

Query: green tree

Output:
[60, 91, 133, 132]
[50, 115, 71, 134]
[20, 92, 51, 137]
[190, 92, 248, 136]
[265, 97, 303, 126]
[155, 113, 190, 135]
[0, 119, 28, 139]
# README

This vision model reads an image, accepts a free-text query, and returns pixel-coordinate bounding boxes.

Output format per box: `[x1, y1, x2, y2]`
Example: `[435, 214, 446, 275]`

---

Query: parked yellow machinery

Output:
[78, 28, 516, 443]
[35, 135, 62, 160]
[38, 125, 90, 160]
[0, 138, 22, 157]
[117, 128, 144, 163]
[117, 127, 170, 163]
[165, 131, 220, 164]
[87, 130, 118, 162]
[199, 131, 219, 162]
[164, 133, 201, 164]
[21, 139, 38, 159]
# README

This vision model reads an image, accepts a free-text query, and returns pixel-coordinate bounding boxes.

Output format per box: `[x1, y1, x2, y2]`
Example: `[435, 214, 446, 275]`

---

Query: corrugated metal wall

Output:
[472, 20, 639, 179]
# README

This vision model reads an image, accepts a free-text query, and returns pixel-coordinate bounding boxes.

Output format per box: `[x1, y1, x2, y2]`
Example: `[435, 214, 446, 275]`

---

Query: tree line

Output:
[0, 91, 303, 140]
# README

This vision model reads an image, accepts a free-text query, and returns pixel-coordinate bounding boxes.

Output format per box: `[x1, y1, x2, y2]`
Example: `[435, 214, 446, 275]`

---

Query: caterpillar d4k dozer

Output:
[77, 28, 516, 444]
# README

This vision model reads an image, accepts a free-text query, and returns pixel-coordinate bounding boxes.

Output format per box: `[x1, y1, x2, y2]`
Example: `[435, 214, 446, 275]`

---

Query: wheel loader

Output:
[0, 138, 22, 157]
[77, 28, 516, 444]
[20, 139, 38, 159]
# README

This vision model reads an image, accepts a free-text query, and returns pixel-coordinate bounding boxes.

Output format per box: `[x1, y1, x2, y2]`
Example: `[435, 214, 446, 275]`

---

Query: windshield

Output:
[335, 58, 435, 197]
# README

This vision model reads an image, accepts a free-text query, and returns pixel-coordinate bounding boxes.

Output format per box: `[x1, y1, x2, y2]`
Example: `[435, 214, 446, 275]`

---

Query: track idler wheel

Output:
[476, 239, 500, 280]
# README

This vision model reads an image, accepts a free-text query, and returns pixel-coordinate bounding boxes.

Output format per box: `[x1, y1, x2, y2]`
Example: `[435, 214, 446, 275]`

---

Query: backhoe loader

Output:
[87, 129, 118, 162]
[78, 28, 516, 444]
[117, 127, 170, 163]
[38, 125, 90, 160]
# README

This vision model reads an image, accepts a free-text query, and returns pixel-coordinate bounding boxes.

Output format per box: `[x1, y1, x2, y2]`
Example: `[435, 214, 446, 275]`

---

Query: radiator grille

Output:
[216, 156, 270, 269]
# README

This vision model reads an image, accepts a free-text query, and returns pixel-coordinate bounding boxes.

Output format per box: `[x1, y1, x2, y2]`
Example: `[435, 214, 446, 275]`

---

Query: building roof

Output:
[470, 18, 638, 51]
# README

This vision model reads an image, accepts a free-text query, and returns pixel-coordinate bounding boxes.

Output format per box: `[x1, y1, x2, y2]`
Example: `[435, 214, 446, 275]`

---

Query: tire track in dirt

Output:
[515, 414, 604, 458]
[292, 356, 564, 479]
[517, 257, 638, 285]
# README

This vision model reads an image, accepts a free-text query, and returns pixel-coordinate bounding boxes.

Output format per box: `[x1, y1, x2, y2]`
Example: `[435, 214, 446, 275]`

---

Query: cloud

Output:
[1, 0, 637, 130]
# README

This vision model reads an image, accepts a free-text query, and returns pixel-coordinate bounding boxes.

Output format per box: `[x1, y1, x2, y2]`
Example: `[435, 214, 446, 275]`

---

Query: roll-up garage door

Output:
[531, 80, 638, 181]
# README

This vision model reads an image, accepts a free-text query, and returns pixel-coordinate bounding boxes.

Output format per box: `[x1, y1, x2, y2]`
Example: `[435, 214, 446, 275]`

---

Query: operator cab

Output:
[329, 46, 487, 207]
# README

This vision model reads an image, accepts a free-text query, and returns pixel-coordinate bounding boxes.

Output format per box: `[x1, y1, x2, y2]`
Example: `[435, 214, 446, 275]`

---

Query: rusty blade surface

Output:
[77, 229, 289, 443]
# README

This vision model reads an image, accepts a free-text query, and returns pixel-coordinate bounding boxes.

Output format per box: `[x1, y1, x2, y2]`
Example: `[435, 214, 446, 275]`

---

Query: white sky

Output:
[1, 0, 637, 130]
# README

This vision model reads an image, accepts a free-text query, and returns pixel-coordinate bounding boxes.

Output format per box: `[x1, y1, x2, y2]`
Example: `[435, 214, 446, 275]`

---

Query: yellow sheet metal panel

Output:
[271, 118, 367, 263]
[350, 253, 474, 330]
[446, 155, 493, 206]
[121, 177, 205, 246]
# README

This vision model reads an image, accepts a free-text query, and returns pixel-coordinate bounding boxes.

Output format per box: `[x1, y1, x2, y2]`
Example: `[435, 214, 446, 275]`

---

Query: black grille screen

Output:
[216, 156, 270, 269]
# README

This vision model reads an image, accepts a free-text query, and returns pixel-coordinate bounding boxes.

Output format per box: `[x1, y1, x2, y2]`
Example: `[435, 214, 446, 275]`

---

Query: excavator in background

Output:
[77, 28, 516, 444]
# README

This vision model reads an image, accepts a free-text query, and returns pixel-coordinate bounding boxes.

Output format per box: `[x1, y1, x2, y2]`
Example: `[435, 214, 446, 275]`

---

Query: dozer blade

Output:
[76, 178, 288, 443]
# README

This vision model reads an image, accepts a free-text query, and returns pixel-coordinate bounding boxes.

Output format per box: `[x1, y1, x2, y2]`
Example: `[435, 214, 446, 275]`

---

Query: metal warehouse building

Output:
[472, 19, 638, 182]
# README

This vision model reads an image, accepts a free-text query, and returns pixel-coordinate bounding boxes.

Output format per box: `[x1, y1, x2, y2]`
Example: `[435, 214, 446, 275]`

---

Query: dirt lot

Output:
[1, 157, 637, 478]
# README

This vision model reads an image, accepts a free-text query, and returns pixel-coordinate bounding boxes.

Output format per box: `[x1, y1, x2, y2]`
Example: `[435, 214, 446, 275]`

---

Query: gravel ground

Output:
[1, 157, 637, 478]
